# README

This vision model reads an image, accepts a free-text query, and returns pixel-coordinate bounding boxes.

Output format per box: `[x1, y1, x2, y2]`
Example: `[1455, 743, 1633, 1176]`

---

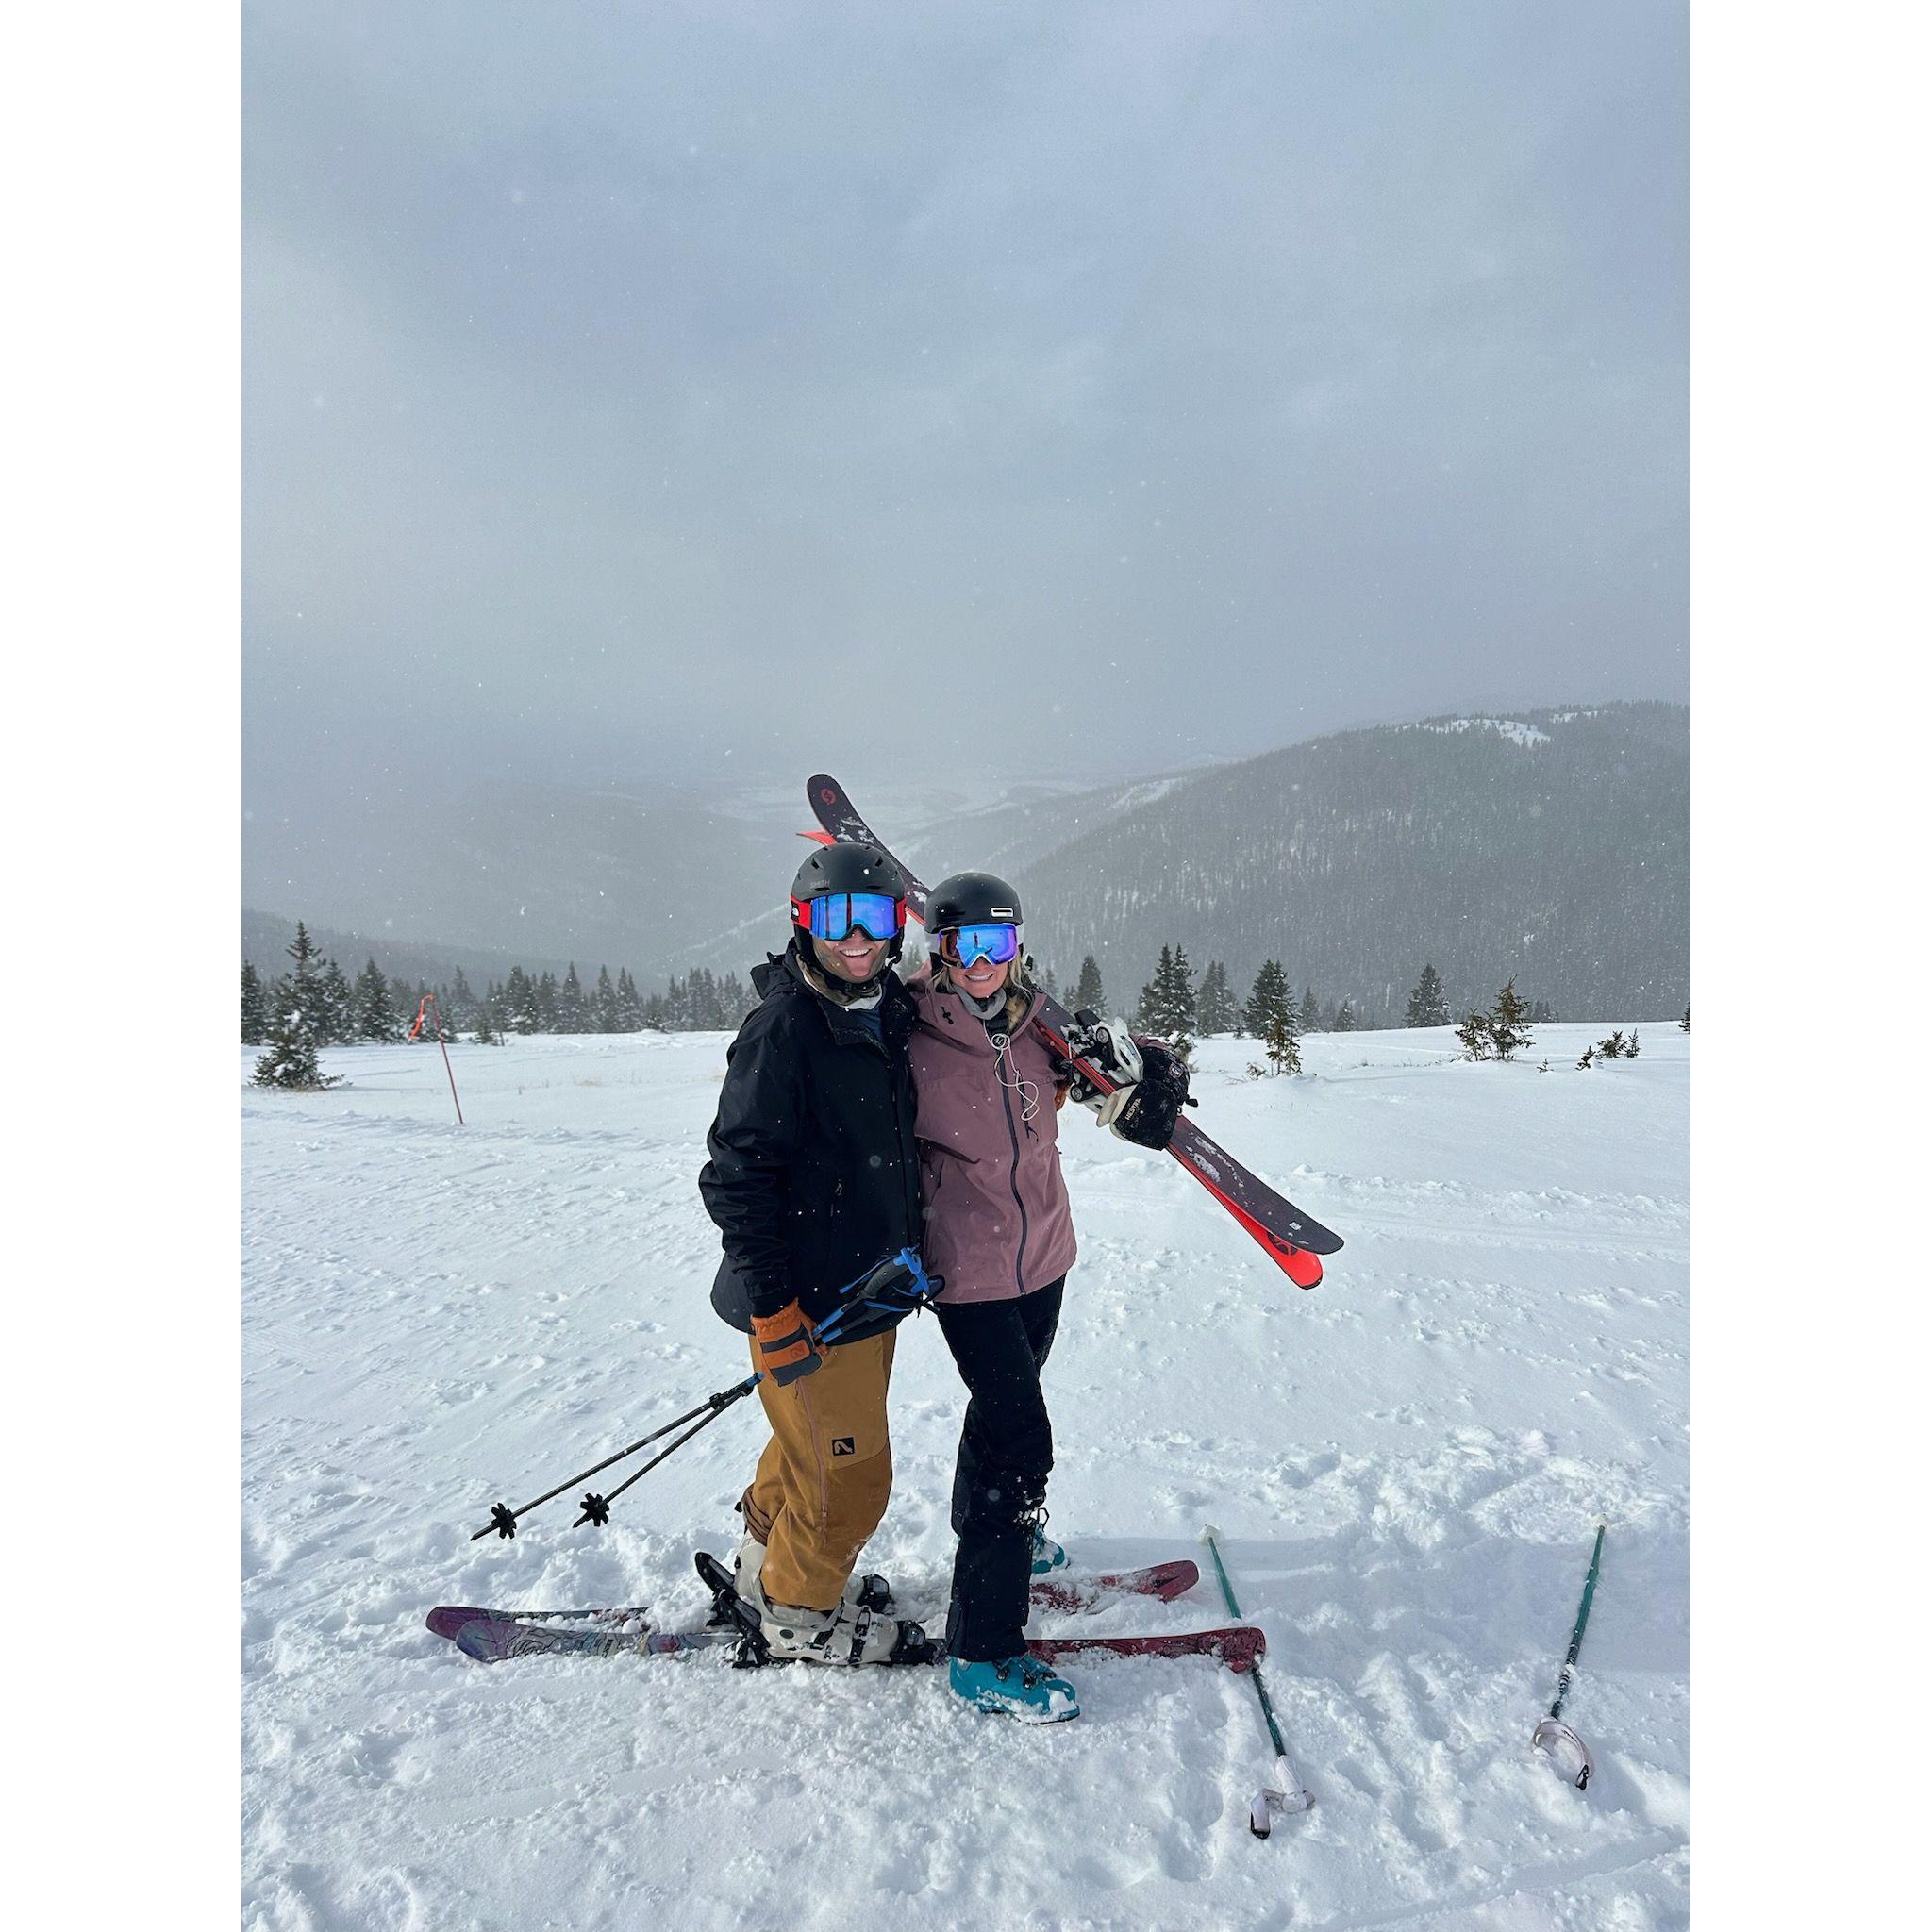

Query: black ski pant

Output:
[934, 1277, 1065, 1663]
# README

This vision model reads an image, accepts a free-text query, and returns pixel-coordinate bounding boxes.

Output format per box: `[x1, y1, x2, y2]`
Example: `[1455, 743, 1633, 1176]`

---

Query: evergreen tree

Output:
[1137, 944, 1196, 1059]
[253, 923, 338, 1088]
[474, 1002, 499, 1045]
[508, 971, 532, 1033]
[1299, 987, 1320, 1033]
[1576, 1043, 1595, 1069]
[1243, 960, 1291, 1041]
[536, 971, 560, 1032]
[1405, 963, 1450, 1028]
[354, 958, 402, 1042]
[1456, 1010, 1494, 1060]
[1197, 961, 1238, 1036]
[1250, 959, 1301, 1075]
[1627, 1029, 1641, 1058]
[558, 963, 587, 1033]
[241, 961, 268, 1043]
[447, 968, 479, 1032]
[1488, 980, 1533, 1060]
[1334, 1000, 1357, 1032]
[1680, 1005, 1691, 1033]
[1073, 955, 1105, 1014]
[315, 958, 354, 1044]
[1137, 945, 1174, 1031]
[619, 968, 649, 1031]
[593, 965, 621, 1032]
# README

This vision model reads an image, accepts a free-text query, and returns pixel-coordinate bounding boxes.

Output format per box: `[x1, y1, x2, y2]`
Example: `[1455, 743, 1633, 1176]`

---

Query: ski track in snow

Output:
[243, 1025, 1689, 1931]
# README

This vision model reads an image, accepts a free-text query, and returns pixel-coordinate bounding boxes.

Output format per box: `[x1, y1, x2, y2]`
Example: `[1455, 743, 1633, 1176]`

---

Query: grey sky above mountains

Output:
[244, 0, 1687, 798]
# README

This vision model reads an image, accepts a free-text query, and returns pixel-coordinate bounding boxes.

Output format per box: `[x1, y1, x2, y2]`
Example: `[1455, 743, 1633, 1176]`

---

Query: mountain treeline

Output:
[242, 924, 755, 1044]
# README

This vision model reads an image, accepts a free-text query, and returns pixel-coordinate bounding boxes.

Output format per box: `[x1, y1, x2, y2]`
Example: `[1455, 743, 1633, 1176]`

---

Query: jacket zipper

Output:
[994, 1034, 1030, 1294]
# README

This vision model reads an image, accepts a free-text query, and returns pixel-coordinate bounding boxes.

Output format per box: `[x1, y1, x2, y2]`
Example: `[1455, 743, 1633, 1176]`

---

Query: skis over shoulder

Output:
[804, 774, 1341, 1283]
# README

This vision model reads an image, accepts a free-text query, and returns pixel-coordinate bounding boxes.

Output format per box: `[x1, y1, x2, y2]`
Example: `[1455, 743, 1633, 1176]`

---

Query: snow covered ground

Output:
[242, 1023, 1689, 1931]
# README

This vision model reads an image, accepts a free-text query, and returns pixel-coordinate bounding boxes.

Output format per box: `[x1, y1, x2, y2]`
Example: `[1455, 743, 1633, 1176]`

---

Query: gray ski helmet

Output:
[925, 871, 1023, 935]
[790, 841, 908, 959]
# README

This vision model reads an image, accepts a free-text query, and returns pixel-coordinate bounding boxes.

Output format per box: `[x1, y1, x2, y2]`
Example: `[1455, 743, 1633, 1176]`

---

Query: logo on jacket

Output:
[831, 1437, 856, 1457]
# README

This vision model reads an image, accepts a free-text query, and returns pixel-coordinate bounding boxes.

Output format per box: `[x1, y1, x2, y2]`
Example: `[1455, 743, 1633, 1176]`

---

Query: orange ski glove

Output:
[751, 1301, 823, 1387]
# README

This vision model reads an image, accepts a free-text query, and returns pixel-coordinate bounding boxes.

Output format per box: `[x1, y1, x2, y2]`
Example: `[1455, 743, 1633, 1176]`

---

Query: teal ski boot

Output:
[1030, 1525, 1068, 1575]
[948, 1654, 1079, 1724]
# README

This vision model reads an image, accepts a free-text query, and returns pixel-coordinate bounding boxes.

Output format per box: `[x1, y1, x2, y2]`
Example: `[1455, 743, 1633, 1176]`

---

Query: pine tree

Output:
[504, 967, 541, 1034]
[1334, 1000, 1357, 1033]
[1137, 945, 1174, 1031]
[1406, 963, 1450, 1028]
[619, 968, 649, 1031]
[558, 963, 587, 1033]
[1197, 961, 1238, 1036]
[354, 958, 402, 1042]
[1576, 1043, 1595, 1069]
[1626, 1030, 1641, 1058]
[1073, 955, 1105, 1014]
[1457, 1010, 1494, 1060]
[1488, 980, 1533, 1060]
[314, 958, 354, 1044]
[242, 961, 268, 1043]
[474, 1002, 499, 1045]
[1243, 960, 1290, 1041]
[1299, 987, 1320, 1033]
[253, 924, 339, 1088]
[593, 966, 620, 1032]
[447, 968, 479, 1033]
[1680, 1005, 1690, 1033]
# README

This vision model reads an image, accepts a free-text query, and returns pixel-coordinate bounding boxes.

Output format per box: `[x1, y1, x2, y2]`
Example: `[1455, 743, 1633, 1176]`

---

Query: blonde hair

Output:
[932, 949, 1033, 1032]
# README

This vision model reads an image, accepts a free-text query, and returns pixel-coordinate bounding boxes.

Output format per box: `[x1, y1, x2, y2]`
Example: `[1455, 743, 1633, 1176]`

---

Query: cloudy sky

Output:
[244, 0, 1687, 798]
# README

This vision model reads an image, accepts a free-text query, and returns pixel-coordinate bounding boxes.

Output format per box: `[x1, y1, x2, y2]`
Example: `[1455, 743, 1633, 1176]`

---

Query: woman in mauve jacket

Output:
[908, 870, 1187, 1724]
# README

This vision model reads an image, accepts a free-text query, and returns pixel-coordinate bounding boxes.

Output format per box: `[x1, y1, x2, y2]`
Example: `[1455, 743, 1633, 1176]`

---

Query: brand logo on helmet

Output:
[991, 907, 1016, 920]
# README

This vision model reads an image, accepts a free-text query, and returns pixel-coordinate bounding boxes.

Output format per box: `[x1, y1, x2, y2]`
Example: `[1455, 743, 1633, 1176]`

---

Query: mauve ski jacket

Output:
[907, 966, 1078, 1304]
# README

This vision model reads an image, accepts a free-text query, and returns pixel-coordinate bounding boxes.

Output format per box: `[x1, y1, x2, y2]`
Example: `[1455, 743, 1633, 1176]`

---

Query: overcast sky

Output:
[244, 0, 1687, 799]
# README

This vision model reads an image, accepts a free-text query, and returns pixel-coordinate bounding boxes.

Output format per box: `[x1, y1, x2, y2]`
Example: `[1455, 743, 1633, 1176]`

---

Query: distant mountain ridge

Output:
[1005, 702, 1687, 1022]
[243, 702, 1687, 1021]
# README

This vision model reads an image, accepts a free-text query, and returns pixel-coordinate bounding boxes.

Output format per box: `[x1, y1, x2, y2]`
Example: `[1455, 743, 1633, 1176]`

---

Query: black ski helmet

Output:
[790, 841, 908, 960]
[925, 871, 1023, 935]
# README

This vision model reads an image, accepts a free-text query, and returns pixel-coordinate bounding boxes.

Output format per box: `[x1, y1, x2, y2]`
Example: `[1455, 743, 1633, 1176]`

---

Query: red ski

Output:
[803, 774, 1341, 1286]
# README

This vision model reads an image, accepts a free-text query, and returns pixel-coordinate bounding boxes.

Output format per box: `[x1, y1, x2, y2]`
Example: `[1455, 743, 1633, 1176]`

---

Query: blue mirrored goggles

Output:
[939, 922, 1021, 967]
[795, 891, 905, 942]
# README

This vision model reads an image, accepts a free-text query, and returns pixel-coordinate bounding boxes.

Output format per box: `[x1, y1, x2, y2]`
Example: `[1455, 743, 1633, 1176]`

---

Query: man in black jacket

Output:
[698, 841, 924, 1665]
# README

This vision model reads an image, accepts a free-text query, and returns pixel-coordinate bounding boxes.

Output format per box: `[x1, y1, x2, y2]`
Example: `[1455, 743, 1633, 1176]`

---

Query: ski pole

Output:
[1202, 1526, 1313, 1836]
[410, 994, 464, 1125]
[471, 1374, 760, 1540]
[1532, 1523, 1607, 1790]
[571, 1391, 751, 1525]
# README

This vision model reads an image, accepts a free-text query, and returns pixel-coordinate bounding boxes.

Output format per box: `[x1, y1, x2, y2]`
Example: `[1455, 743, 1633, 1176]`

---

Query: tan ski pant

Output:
[739, 1329, 895, 1612]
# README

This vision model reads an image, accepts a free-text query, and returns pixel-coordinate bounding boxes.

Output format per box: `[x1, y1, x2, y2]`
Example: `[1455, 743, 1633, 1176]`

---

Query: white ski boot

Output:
[758, 1593, 917, 1665]
[734, 1535, 892, 1619]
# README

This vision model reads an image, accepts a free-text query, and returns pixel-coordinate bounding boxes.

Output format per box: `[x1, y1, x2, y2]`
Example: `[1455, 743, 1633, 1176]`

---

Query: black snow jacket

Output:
[699, 941, 924, 1326]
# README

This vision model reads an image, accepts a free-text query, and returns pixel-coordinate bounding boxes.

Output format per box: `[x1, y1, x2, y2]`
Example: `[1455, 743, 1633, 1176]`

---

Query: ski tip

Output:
[426, 1606, 494, 1641]
[797, 827, 836, 845]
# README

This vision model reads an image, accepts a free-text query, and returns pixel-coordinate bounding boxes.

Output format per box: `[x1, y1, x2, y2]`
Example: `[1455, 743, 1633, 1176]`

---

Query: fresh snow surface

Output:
[243, 1025, 1689, 1931]
[1418, 718, 1554, 748]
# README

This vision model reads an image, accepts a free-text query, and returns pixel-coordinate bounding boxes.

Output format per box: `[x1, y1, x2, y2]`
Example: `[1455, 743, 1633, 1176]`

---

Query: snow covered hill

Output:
[242, 1025, 1689, 1931]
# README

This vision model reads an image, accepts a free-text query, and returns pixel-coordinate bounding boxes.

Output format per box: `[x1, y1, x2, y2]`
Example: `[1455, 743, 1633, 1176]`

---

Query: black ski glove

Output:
[1106, 1037, 1191, 1150]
